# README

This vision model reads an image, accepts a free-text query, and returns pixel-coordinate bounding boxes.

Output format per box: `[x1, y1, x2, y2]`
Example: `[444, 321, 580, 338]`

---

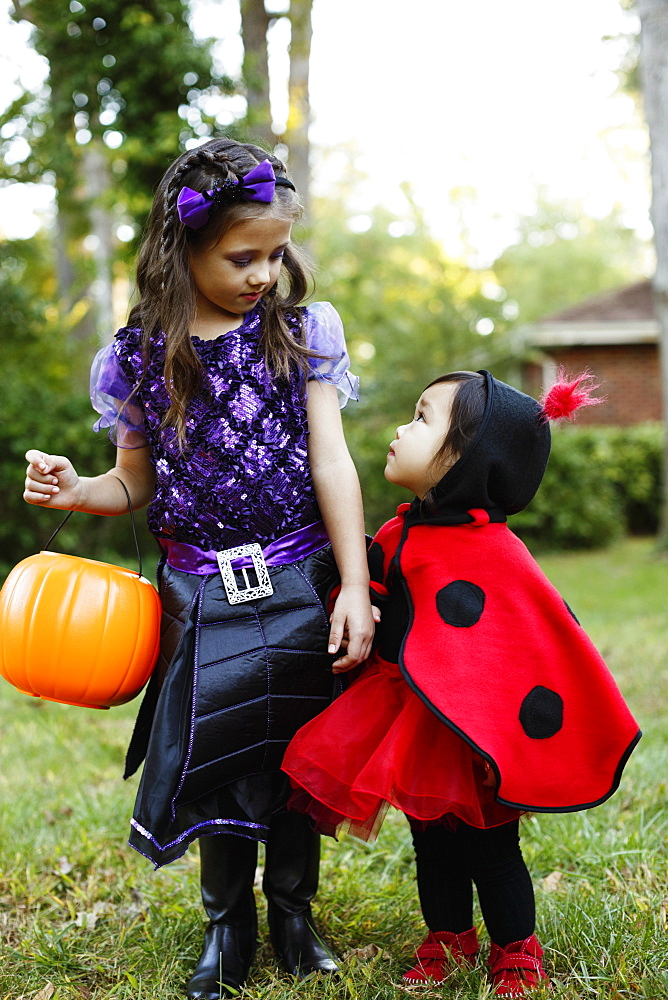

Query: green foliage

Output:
[3, 0, 216, 207]
[310, 199, 518, 532]
[1, 539, 667, 997]
[308, 197, 655, 541]
[605, 2, 641, 102]
[512, 423, 663, 551]
[493, 198, 648, 324]
[0, 237, 151, 581]
[601, 422, 664, 534]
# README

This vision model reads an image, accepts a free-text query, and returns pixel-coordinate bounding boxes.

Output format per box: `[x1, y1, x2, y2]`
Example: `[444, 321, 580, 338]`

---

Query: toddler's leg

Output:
[461, 820, 549, 997]
[412, 823, 476, 931]
[461, 819, 534, 946]
[403, 824, 480, 983]
[186, 833, 259, 1000]
[263, 810, 339, 979]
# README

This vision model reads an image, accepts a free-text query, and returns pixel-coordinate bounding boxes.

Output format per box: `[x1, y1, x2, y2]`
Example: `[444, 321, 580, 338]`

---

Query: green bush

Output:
[601, 422, 663, 534]
[512, 422, 663, 550]
[0, 239, 145, 583]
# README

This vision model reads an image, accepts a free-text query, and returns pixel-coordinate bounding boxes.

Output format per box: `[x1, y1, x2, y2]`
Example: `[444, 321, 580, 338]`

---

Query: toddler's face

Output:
[385, 382, 458, 498]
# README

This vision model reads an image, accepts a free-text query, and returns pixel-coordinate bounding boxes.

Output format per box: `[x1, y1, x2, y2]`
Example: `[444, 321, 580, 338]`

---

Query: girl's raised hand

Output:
[24, 450, 83, 510]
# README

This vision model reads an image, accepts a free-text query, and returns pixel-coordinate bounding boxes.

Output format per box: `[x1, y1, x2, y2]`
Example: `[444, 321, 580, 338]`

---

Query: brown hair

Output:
[422, 371, 487, 509]
[127, 136, 315, 444]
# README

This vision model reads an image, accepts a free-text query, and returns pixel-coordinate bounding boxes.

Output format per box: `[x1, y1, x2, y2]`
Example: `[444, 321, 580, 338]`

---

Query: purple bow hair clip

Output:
[177, 159, 295, 230]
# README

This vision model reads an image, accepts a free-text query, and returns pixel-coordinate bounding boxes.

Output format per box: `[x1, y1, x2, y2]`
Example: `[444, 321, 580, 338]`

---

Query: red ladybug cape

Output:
[375, 507, 640, 813]
[285, 371, 640, 828]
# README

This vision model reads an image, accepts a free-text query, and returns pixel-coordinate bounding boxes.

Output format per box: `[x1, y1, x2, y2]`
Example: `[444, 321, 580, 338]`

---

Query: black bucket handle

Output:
[42, 475, 144, 579]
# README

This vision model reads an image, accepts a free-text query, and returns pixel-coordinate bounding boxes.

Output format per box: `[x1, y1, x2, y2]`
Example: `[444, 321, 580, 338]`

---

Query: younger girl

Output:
[24, 136, 375, 999]
[283, 370, 640, 997]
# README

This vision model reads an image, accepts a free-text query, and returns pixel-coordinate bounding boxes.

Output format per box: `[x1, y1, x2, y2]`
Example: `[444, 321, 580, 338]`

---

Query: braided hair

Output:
[127, 137, 314, 445]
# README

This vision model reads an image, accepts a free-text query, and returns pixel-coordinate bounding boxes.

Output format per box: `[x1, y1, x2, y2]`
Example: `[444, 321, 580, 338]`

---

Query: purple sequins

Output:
[102, 310, 321, 551]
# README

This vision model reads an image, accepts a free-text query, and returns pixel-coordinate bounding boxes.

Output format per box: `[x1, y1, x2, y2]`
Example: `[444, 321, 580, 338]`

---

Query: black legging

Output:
[410, 818, 535, 947]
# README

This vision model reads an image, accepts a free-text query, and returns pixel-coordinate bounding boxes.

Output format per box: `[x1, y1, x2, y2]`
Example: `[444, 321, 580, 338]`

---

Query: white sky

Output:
[0, 0, 651, 264]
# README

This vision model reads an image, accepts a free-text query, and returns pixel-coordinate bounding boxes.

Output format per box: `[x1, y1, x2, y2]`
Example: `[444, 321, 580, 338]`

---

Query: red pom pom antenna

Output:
[540, 368, 605, 422]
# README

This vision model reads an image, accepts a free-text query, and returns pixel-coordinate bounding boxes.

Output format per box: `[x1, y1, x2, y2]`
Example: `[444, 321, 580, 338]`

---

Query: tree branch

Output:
[10, 0, 36, 25]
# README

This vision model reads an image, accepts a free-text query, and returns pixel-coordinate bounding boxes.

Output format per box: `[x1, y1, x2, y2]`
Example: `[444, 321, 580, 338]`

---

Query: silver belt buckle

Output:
[216, 543, 274, 604]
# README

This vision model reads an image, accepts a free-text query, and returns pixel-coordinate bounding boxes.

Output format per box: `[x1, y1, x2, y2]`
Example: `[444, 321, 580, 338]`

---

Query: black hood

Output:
[405, 370, 551, 527]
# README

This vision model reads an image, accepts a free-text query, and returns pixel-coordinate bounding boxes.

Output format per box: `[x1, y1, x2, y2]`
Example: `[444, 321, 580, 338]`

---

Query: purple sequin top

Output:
[90, 301, 358, 551]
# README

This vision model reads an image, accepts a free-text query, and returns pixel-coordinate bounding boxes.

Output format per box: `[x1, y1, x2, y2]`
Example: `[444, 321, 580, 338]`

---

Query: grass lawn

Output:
[0, 537, 667, 999]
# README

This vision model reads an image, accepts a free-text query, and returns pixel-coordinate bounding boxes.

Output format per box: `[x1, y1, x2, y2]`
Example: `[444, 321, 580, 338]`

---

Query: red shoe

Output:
[402, 927, 479, 984]
[488, 934, 550, 997]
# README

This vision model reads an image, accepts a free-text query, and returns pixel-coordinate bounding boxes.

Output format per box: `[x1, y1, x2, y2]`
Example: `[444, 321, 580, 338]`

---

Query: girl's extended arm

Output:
[24, 445, 156, 514]
[306, 380, 375, 672]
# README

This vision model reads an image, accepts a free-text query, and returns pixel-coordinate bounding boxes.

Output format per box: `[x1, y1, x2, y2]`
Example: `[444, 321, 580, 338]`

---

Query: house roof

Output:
[541, 280, 655, 323]
[525, 280, 658, 348]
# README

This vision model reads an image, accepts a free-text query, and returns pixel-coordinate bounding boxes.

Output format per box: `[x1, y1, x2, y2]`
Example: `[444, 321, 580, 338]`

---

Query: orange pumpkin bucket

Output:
[0, 479, 161, 710]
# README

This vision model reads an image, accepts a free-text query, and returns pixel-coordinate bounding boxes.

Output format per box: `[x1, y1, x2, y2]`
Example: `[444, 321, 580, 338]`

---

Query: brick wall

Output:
[522, 345, 661, 425]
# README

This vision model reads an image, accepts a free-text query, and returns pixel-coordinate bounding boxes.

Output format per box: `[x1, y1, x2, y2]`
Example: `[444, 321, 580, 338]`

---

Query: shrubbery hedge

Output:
[512, 422, 663, 550]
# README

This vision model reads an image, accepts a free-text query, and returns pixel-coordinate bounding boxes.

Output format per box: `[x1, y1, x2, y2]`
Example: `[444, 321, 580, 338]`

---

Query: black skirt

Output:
[127, 544, 340, 867]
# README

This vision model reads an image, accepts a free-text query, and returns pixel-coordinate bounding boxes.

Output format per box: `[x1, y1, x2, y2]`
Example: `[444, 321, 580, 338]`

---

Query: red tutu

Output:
[282, 653, 520, 841]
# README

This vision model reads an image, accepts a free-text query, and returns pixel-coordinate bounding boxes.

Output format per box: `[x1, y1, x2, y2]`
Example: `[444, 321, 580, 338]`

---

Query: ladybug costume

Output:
[282, 371, 640, 839]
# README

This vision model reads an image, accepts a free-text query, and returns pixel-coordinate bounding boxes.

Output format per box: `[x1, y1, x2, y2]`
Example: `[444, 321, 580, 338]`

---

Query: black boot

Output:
[186, 834, 259, 1000]
[263, 811, 339, 979]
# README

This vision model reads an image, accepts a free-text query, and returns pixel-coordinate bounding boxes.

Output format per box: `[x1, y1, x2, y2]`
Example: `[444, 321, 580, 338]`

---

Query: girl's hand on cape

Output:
[24, 450, 84, 510]
[329, 589, 380, 673]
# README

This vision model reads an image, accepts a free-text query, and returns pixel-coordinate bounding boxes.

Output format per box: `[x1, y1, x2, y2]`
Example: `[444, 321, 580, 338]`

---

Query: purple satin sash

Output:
[159, 520, 330, 576]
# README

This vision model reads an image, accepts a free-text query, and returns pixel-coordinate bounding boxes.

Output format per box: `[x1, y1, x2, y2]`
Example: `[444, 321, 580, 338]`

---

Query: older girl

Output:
[25, 136, 375, 999]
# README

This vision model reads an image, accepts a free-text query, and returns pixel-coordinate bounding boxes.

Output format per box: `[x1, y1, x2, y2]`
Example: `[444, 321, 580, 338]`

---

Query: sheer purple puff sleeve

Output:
[90, 344, 148, 449]
[304, 301, 359, 408]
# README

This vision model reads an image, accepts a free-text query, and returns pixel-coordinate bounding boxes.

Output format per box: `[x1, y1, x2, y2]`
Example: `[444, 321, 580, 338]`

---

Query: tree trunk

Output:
[240, 0, 274, 149]
[638, 0, 668, 548]
[83, 143, 116, 346]
[285, 0, 313, 221]
[53, 209, 76, 310]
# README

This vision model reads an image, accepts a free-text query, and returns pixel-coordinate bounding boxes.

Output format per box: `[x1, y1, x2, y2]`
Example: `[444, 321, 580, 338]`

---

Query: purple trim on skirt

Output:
[130, 816, 269, 868]
[159, 520, 330, 575]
